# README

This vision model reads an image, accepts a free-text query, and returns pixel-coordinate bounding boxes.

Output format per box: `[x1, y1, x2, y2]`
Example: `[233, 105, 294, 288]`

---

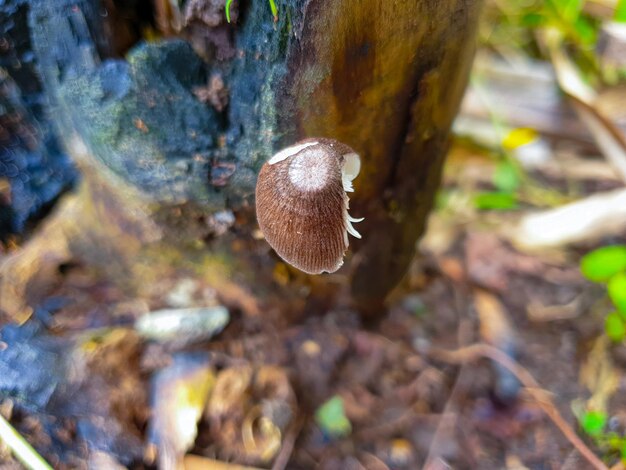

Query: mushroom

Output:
[255, 138, 363, 274]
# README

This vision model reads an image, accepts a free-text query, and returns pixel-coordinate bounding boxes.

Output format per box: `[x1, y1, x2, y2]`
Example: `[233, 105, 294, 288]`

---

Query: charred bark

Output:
[0, 0, 77, 238]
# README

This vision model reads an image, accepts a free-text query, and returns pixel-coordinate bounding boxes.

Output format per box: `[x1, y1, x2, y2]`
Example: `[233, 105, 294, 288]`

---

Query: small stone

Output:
[135, 306, 229, 344]
[301, 340, 321, 357]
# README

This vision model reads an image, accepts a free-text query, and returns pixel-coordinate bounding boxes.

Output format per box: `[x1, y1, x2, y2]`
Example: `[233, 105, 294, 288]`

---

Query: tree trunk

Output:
[0, 0, 482, 321]
[279, 2, 482, 312]
[0, 0, 77, 238]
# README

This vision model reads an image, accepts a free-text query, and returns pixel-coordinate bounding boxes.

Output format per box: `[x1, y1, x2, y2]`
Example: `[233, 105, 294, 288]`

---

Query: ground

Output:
[1, 130, 622, 469]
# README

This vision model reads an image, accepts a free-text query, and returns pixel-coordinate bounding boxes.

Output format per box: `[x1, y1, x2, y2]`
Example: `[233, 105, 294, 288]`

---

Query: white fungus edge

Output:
[343, 199, 363, 241]
[268, 141, 318, 165]
[341, 153, 361, 192]
[341, 152, 363, 240]
[346, 215, 362, 239]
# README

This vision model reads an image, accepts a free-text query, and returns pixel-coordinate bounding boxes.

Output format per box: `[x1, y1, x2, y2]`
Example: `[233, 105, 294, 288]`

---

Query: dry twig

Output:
[0, 414, 52, 470]
[423, 314, 476, 468]
[271, 415, 304, 470]
[428, 343, 608, 470]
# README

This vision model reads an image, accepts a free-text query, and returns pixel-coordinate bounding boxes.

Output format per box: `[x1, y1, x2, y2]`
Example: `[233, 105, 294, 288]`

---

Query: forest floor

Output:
[2, 117, 624, 469]
[4, 0, 626, 467]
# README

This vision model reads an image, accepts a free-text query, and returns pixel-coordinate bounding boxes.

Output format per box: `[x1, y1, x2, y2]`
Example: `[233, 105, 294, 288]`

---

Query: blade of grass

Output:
[269, 0, 278, 19]
[225, 0, 233, 23]
[0, 414, 53, 470]
[225, 0, 278, 23]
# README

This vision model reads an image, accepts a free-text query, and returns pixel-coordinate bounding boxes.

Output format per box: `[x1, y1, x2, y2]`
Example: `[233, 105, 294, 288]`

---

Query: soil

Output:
[1, 143, 619, 470]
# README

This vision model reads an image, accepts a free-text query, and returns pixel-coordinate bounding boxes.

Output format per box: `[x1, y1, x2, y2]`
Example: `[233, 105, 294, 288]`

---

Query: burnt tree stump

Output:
[0, 0, 482, 320]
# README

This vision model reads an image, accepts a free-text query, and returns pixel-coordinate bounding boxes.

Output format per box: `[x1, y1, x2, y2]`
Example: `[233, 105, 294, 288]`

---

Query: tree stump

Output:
[0, 0, 482, 321]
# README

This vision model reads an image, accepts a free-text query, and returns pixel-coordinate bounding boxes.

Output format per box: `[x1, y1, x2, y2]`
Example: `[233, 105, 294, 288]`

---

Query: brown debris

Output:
[184, 0, 234, 27]
[465, 232, 546, 292]
[193, 74, 229, 112]
[205, 365, 296, 466]
[183, 0, 237, 60]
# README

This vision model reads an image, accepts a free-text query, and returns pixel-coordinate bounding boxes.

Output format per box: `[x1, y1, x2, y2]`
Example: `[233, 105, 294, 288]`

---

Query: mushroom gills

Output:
[342, 152, 363, 239]
[347, 215, 364, 239]
[341, 153, 361, 192]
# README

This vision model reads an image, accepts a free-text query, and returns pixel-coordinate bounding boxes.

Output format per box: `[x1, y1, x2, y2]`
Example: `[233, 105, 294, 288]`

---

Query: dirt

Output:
[0, 144, 621, 470]
[0, 266, 600, 470]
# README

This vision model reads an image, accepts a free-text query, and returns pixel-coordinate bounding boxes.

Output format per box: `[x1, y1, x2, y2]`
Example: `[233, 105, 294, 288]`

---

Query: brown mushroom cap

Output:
[255, 139, 362, 274]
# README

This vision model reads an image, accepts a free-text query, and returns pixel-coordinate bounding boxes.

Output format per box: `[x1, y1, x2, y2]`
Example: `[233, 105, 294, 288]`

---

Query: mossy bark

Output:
[1, 0, 482, 320]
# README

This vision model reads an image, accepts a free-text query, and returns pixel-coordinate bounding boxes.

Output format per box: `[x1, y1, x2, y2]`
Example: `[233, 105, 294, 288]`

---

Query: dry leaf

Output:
[579, 337, 619, 413]
[149, 353, 215, 470]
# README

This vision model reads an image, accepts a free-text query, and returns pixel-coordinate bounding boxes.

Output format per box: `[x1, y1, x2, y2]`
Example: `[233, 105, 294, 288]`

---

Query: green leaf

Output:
[616, 0, 626, 23]
[473, 192, 518, 211]
[551, 0, 583, 22]
[580, 245, 626, 283]
[609, 272, 626, 316]
[581, 410, 607, 437]
[435, 190, 451, 210]
[521, 12, 546, 27]
[572, 16, 596, 46]
[605, 312, 626, 343]
[608, 433, 623, 449]
[502, 128, 537, 150]
[493, 161, 521, 192]
[315, 396, 351, 438]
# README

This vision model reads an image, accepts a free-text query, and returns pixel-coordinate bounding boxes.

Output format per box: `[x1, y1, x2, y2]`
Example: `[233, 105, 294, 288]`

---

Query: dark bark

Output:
[0, 0, 77, 237]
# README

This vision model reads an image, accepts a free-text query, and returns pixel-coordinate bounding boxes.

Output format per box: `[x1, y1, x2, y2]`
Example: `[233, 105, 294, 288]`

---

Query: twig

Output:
[423, 313, 476, 468]
[540, 27, 626, 183]
[0, 414, 53, 470]
[428, 343, 609, 470]
[271, 415, 304, 470]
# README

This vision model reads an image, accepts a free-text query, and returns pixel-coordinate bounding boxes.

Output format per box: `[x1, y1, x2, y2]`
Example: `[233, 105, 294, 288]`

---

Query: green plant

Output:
[472, 191, 519, 211]
[616, 0, 626, 23]
[581, 409, 607, 438]
[467, 75, 531, 212]
[315, 395, 351, 438]
[579, 409, 626, 463]
[481, 0, 619, 84]
[581, 245, 626, 282]
[608, 272, 626, 315]
[581, 244, 626, 341]
[225, 0, 278, 23]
